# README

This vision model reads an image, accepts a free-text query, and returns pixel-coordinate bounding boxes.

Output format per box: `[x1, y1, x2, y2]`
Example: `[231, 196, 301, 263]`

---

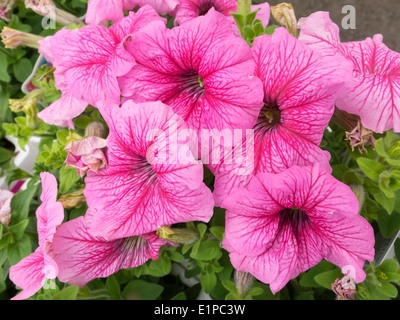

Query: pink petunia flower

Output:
[222, 165, 375, 294]
[83, 100, 214, 240]
[38, 5, 165, 111]
[213, 28, 353, 206]
[118, 8, 264, 138]
[298, 11, 400, 133]
[0, 190, 13, 226]
[52, 215, 169, 287]
[65, 136, 107, 177]
[9, 173, 64, 300]
[174, 0, 270, 31]
[86, 0, 178, 25]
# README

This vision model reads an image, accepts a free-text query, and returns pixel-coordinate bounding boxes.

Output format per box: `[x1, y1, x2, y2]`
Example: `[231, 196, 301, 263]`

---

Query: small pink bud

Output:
[64, 136, 107, 177]
[0, 190, 14, 226]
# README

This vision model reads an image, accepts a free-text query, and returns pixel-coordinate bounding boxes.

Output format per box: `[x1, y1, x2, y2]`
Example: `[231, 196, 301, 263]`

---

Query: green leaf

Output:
[244, 286, 263, 299]
[377, 259, 399, 274]
[7, 234, 31, 266]
[209, 226, 224, 240]
[264, 25, 279, 35]
[59, 166, 80, 193]
[395, 238, 400, 262]
[200, 270, 217, 294]
[377, 209, 400, 238]
[313, 269, 343, 290]
[53, 285, 79, 300]
[197, 223, 207, 239]
[106, 275, 121, 298]
[0, 52, 10, 83]
[375, 192, 396, 215]
[299, 260, 336, 288]
[377, 282, 398, 298]
[13, 58, 33, 83]
[357, 158, 386, 181]
[56, 130, 70, 145]
[171, 292, 187, 300]
[122, 280, 163, 300]
[0, 147, 13, 164]
[190, 241, 221, 261]
[10, 185, 38, 223]
[9, 219, 29, 240]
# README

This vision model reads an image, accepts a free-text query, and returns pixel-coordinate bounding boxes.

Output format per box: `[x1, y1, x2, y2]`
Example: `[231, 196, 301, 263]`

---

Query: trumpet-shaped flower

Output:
[213, 28, 353, 206]
[298, 11, 400, 133]
[84, 100, 214, 240]
[52, 215, 169, 286]
[86, 0, 178, 25]
[9, 173, 64, 300]
[222, 165, 375, 294]
[39, 5, 165, 110]
[119, 9, 264, 137]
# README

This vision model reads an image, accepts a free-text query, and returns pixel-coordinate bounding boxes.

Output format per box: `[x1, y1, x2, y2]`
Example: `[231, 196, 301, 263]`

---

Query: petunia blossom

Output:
[84, 100, 214, 240]
[0, 189, 13, 226]
[39, 5, 165, 110]
[86, 0, 178, 25]
[65, 136, 107, 177]
[298, 11, 400, 133]
[9, 173, 64, 300]
[222, 165, 375, 294]
[119, 8, 264, 140]
[174, 0, 270, 31]
[213, 28, 353, 206]
[52, 215, 169, 287]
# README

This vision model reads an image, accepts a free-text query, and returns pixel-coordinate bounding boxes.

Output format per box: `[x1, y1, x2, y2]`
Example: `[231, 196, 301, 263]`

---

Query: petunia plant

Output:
[0, 0, 399, 301]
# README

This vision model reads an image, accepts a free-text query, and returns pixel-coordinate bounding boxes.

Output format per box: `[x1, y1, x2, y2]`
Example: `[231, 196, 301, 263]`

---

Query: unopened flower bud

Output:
[25, 0, 81, 26]
[349, 184, 364, 213]
[58, 189, 86, 208]
[23, 98, 40, 130]
[234, 270, 254, 297]
[1, 26, 44, 49]
[0, 0, 21, 21]
[156, 226, 199, 244]
[237, 0, 251, 16]
[332, 276, 356, 300]
[0, 190, 14, 226]
[271, 3, 298, 37]
[85, 121, 105, 139]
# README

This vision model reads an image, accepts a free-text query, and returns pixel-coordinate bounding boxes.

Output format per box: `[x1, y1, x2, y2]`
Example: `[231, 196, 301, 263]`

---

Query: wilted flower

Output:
[271, 2, 298, 37]
[1, 27, 43, 49]
[0, 0, 20, 21]
[332, 276, 357, 300]
[24, 0, 81, 26]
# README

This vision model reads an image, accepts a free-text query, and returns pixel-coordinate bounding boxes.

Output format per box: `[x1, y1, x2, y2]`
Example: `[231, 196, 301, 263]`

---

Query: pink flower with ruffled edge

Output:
[119, 8, 264, 138]
[212, 28, 353, 206]
[52, 214, 169, 287]
[38, 5, 165, 114]
[86, 0, 178, 25]
[65, 136, 107, 177]
[9, 173, 64, 300]
[0, 190, 13, 226]
[83, 100, 214, 240]
[174, 0, 270, 31]
[222, 164, 375, 294]
[298, 11, 400, 133]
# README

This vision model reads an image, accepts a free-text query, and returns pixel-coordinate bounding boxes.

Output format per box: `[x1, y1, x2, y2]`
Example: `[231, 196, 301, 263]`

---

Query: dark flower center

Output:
[198, 0, 216, 16]
[254, 102, 281, 133]
[132, 155, 158, 185]
[278, 208, 310, 237]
